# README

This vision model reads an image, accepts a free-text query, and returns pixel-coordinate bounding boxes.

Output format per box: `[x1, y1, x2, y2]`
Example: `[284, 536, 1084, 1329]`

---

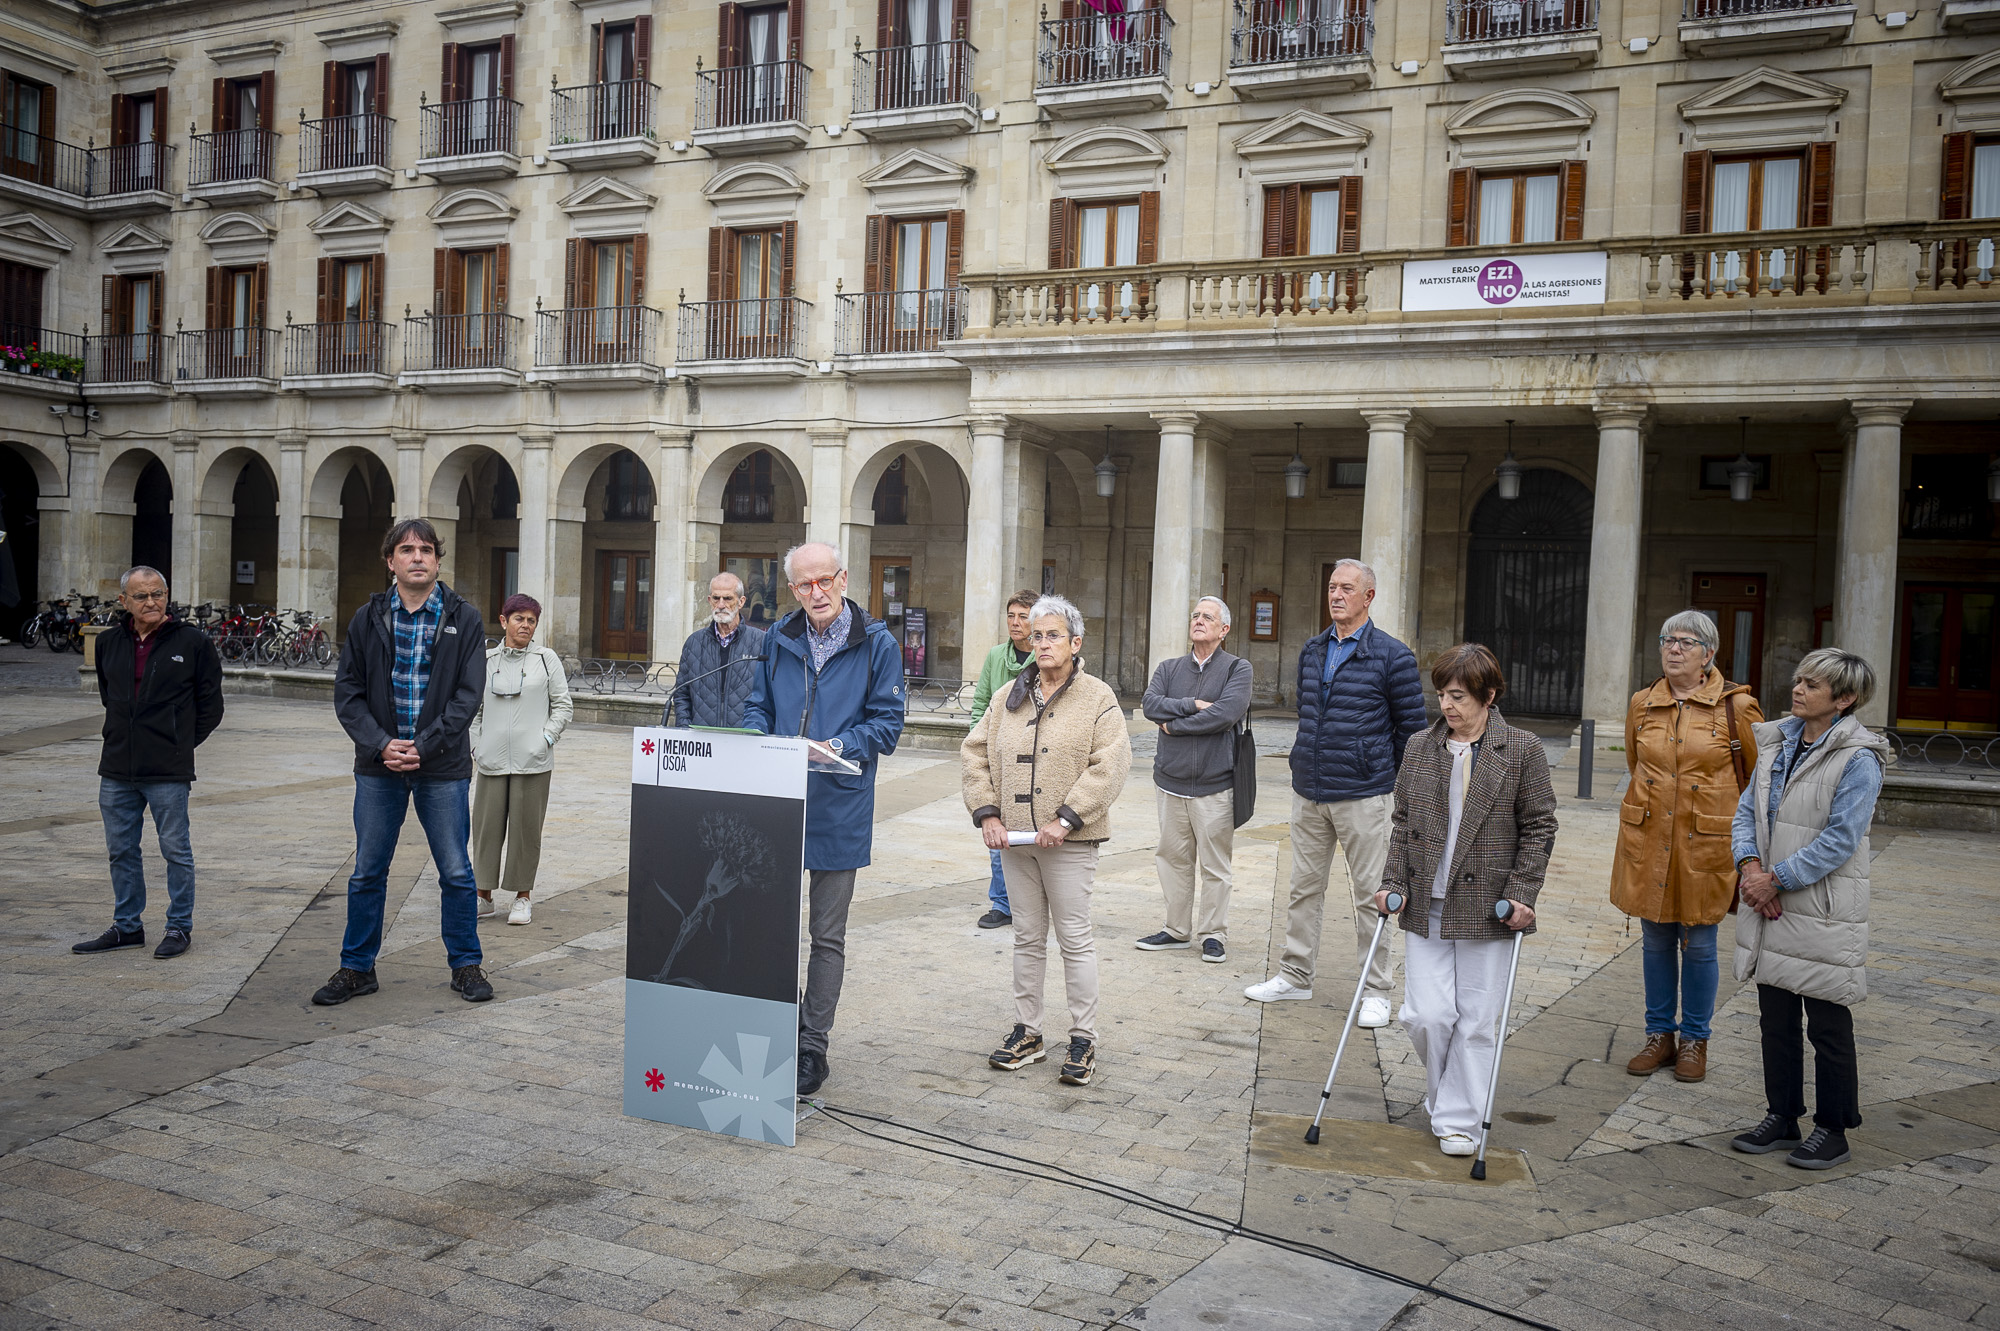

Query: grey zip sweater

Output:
[1141, 648, 1253, 797]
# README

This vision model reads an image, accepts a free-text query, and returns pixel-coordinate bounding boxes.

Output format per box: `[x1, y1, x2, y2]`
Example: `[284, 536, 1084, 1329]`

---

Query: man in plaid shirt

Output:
[320, 518, 492, 1007]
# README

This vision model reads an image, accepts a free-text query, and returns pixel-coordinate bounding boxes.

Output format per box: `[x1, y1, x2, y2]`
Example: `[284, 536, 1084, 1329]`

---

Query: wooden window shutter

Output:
[323, 61, 339, 116]
[1941, 131, 1974, 220]
[253, 263, 268, 327]
[1136, 191, 1161, 265]
[316, 257, 333, 323]
[707, 228, 726, 301]
[945, 209, 965, 287]
[591, 21, 605, 82]
[147, 273, 164, 333]
[1805, 142, 1834, 228]
[102, 275, 117, 332]
[631, 235, 648, 306]
[878, 0, 900, 48]
[112, 93, 131, 146]
[634, 17, 653, 81]
[1447, 167, 1474, 247]
[36, 81, 55, 147]
[1557, 159, 1586, 242]
[863, 215, 886, 292]
[371, 254, 386, 321]
[213, 77, 230, 130]
[494, 243, 509, 311]
[434, 248, 449, 314]
[441, 43, 461, 104]
[498, 36, 516, 98]
[779, 221, 797, 297]
[1260, 185, 1291, 258]
[1338, 176, 1362, 254]
[1048, 198, 1074, 268]
[718, 4, 743, 66]
[952, 0, 972, 37]
[152, 88, 168, 142]
[373, 54, 390, 114]
[205, 267, 222, 330]
[1681, 150, 1712, 234]
[258, 71, 276, 128]
[565, 237, 581, 307]
[786, 0, 805, 60]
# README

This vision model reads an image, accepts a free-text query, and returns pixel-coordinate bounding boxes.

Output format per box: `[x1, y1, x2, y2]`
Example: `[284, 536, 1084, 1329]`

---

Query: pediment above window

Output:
[858, 147, 973, 214]
[102, 223, 171, 276]
[1941, 51, 2000, 131]
[1233, 110, 1371, 184]
[428, 188, 518, 247]
[198, 211, 275, 264]
[1042, 126, 1168, 197]
[307, 200, 392, 257]
[1445, 88, 1594, 168]
[1678, 66, 1846, 148]
[0, 211, 75, 267]
[558, 175, 656, 238]
[703, 162, 807, 228]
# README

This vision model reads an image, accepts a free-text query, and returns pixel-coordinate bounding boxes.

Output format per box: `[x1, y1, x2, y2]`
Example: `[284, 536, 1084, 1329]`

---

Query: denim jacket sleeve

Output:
[1731, 779, 1761, 867]
[1770, 752, 1884, 891]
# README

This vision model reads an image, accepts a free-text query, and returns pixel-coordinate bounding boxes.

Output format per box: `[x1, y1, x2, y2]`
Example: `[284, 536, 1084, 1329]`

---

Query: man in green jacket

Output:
[967, 589, 1039, 928]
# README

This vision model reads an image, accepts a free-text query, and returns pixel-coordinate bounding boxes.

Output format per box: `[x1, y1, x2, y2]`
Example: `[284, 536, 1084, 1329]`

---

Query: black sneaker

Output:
[311, 967, 379, 1006]
[73, 925, 144, 954]
[154, 928, 191, 959]
[988, 1023, 1046, 1071]
[1059, 1038, 1096, 1087]
[797, 1049, 828, 1098]
[977, 910, 1012, 930]
[451, 965, 493, 1002]
[1201, 938, 1226, 964]
[1786, 1127, 1851, 1170]
[1730, 1113, 1802, 1155]
[1134, 930, 1191, 951]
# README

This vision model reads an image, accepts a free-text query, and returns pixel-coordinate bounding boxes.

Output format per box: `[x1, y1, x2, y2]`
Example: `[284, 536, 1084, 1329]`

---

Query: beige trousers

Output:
[1001, 841, 1101, 1043]
[1155, 789, 1236, 944]
[471, 770, 552, 897]
[1281, 791, 1395, 995]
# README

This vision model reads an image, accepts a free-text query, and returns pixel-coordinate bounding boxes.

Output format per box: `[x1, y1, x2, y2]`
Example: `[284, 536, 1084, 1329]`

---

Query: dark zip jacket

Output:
[1289, 618, 1428, 804]
[334, 582, 487, 780]
[96, 615, 224, 783]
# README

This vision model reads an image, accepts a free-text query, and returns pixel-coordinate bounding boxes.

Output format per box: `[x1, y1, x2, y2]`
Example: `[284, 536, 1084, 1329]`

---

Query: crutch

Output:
[1304, 890, 1404, 1146]
[1470, 898, 1528, 1181]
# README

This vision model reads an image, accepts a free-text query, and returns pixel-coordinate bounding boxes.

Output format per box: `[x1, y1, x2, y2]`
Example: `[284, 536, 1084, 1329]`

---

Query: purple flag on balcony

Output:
[1080, 0, 1132, 41]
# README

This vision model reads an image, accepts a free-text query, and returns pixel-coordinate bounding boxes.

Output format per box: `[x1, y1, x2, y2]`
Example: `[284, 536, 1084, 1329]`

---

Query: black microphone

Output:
[661, 652, 765, 726]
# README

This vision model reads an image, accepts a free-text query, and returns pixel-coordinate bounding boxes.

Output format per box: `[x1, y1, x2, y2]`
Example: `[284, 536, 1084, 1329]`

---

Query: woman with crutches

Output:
[1373, 644, 1558, 1157]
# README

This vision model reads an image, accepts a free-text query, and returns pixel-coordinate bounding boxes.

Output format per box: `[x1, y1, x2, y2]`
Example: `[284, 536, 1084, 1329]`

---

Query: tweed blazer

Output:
[962, 661, 1132, 843]
[1382, 710, 1560, 940]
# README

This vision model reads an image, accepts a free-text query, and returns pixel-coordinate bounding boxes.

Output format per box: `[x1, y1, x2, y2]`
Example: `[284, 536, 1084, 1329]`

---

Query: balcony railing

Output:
[177, 327, 280, 381]
[696, 61, 809, 129]
[404, 312, 521, 371]
[84, 332, 170, 386]
[1037, 9, 1174, 87]
[551, 80, 659, 144]
[420, 97, 520, 160]
[677, 298, 810, 361]
[854, 41, 975, 113]
[1682, 0, 1843, 15]
[534, 305, 665, 368]
[284, 320, 396, 377]
[1231, 0, 1372, 64]
[836, 288, 967, 354]
[0, 129, 174, 197]
[1447, 0, 1598, 42]
[190, 129, 276, 184]
[298, 113, 393, 173]
[0, 326, 85, 380]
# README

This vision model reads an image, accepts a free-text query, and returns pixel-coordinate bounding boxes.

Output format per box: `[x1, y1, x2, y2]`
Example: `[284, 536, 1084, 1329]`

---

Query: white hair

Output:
[1329, 558, 1376, 592]
[120, 565, 167, 594]
[1194, 595, 1232, 629]
[781, 542, 845, 584]
[1029, 595, 1084, 640]
[1660, 609, 1719, 656]
[709, 571, 745, 595]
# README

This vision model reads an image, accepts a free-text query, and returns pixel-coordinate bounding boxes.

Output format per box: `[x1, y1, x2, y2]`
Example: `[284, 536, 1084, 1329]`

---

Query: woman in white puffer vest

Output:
[1728, 647, 1888, 1172]
[470, 594, 573, 925]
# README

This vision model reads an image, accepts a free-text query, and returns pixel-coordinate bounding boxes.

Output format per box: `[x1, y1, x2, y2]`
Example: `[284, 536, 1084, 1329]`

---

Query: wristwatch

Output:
[826, 737, 844, 754]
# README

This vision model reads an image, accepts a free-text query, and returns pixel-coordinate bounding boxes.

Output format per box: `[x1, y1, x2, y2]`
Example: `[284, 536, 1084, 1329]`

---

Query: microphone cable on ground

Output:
[811, 1101, 1567, 1331]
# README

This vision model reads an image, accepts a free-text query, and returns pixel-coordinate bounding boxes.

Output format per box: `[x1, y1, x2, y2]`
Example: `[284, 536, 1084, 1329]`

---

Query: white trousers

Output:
[1399, 901, 1516, 1139]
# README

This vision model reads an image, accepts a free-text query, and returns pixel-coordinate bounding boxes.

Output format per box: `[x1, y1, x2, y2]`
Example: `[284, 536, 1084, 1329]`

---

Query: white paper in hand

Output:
[1006, 831, 1038, 846]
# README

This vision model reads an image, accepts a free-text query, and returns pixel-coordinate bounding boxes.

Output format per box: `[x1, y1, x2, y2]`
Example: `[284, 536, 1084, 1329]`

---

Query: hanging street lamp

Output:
[1727, 416, 1757, 502]
[1495, 419, 1523, 501]
[1095, 424, 1117, 498]
[1284, 421, 1311, 499]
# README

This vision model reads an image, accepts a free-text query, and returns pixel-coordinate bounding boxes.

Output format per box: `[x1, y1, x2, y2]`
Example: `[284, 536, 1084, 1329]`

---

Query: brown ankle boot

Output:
[1674, 1039, 1708, 1082]
[1626, 1032, 1678, 1075]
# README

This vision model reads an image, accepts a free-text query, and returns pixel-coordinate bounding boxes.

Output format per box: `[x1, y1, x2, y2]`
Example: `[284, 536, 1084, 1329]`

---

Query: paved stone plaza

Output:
[3, 665, 1998, 1330]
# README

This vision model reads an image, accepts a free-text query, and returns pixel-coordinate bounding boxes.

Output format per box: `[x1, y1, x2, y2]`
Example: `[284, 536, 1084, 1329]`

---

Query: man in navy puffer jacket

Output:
[1246, 559, 1427, 1024]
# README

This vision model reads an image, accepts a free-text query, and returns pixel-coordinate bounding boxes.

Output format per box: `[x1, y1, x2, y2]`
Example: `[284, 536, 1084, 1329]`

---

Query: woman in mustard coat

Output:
[1610, 610, 1762, 1084]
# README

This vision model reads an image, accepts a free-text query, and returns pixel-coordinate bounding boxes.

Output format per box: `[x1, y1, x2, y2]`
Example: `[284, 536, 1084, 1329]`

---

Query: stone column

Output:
[1358, 410, 1430, 646]
[1148, 411, 1201, 677]
[516, 428, 553, 627]
[1837, 399, 1911, 727]
[275, 432, 307, 612]
[60, 441, 101, 598]
[805, 425, 851, 559]
[960, 415, 1008, 674]
[653, 428, 694, 661]
[1001, 426, 1047, 596]
[170, 433, 200, 604]
[1190, 425, 1229, 606]
[1580, 406, 1648, 731]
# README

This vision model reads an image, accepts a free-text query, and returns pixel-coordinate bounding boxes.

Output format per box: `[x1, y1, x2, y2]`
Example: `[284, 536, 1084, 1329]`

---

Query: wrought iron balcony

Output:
[677, 298, 809, 363]
[405, 312, 520, 372]
[190, 129, 276, 186]
[854, 40, 975, 114]
[550, 80, 659, 164]
[1231, 0, 1372, 65]
[1037, 8, 1173, 88]
[176, 327, 280, 387]
[1683, 0, 1844, 15]
[283, 320, 397, 382]
[418, 97, 521, 178]
[1447, 0, 1598, 42]
[83, 332, 171, 392]
[297, 113, 394, 192]
[836, 288, 967, 356]
[1677, 0, 1853, 53]
[0, 327, 86, 396]
[696, 60, 809, 131]
[0, 129, 174, 214]
[531, 305, 665, 386]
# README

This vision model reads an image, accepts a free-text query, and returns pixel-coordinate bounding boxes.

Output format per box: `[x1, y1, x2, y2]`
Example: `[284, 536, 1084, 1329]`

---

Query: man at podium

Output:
[742, 541, 906, 1099]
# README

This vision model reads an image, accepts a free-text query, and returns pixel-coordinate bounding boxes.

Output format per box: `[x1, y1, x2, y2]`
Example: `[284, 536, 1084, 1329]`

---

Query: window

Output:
[1680, 144, 1833, 293]
[314, 254, 386, 370]
[1698, 454, 1771, 491]
[0, 259, 45, 344]
[878, 0, 967, 104]
[1261, 180, 1362, 311]
[1325, 459, 1367, 490]
[562, 236, 646, 356]
[202, 263, 268, 373]
[860, 212, 962, 350]
[702, 224, 795, 356]
[724, 451, 775, 523]
[433, 245, 510, 361]
[716, 3, 798, 124]
[1447, 162, 1584, 247]
[2, 70, 53, 184]
[110, 88, 167, 191]
[1243, 0, 1369, 62]
[873, 455, 910, 525]
[439, 39, 514, 153]
[1048, 193, 1160, 319]
[211, 73, 274, 177]
[1940, 132, 2000, 285]
[1904, 455, 1990, 540]
[100, 273, 162, 380]
[602, 451, 654, 522]
[319, 56, 388, 170]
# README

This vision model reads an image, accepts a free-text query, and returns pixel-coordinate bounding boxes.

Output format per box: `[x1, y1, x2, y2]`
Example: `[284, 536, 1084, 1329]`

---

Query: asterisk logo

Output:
[644, 1068, 664, 1092]
[640, 738, 655, 755]
[696, 1034, 796, 1142]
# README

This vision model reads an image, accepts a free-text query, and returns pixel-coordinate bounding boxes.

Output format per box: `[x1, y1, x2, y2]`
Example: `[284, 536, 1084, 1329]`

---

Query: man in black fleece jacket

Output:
[316, 518, 492, 1007]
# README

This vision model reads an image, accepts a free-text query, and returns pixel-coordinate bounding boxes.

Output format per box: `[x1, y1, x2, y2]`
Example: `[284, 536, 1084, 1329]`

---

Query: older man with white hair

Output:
[1136, 596, 1253, 963]
[668, 571, 767, 729]
[1247, 559, 1426, 1022]
[742, 540, 906, 1098]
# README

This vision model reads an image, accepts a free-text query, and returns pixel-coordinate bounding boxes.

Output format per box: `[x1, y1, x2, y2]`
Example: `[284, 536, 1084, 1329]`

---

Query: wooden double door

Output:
[1897, 585, 1998, 730]
[596, 549, 651, 659]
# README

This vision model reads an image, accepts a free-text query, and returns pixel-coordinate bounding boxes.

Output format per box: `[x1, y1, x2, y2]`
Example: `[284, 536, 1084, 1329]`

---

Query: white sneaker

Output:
[1244, 976, 1313, 1003]
[1356, 996, 1392, 1028]
[477, 895, 495, 919]
[1439, 1133, 1479, 1157]
[507, 896, 532, 925]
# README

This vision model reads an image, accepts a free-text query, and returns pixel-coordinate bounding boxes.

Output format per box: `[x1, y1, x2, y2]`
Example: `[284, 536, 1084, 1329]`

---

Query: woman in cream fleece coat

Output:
[470, 594, 573, 925]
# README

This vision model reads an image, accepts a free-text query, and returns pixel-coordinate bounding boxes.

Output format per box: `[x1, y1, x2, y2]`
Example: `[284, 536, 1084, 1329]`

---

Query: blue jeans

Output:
[101, 778, 195, 934]
[341, 775, 482, 972]
[988, 848, 1010, 915]
[1641, 919, 1719, 1041]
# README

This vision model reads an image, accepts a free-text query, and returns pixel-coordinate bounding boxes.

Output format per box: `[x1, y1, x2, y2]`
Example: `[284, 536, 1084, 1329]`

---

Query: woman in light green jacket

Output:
[470, 595, 573, 924]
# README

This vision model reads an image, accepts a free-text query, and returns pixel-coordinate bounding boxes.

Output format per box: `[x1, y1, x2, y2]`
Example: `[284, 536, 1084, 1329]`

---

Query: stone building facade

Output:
[1, 0, 1996, 732]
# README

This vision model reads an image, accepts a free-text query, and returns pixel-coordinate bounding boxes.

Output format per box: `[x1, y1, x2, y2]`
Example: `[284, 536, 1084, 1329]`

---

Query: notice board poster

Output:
[624, 728, 808, 1145]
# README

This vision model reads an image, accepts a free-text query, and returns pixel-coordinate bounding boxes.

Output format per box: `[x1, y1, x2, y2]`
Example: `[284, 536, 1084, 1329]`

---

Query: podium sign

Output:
[624, 728, 808, 1145]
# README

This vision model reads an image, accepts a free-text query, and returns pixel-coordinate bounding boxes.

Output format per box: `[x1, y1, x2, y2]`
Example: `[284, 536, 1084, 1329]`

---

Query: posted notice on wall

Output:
[624, 727, 809, 1146]
[1402, 252, 1608, 312]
